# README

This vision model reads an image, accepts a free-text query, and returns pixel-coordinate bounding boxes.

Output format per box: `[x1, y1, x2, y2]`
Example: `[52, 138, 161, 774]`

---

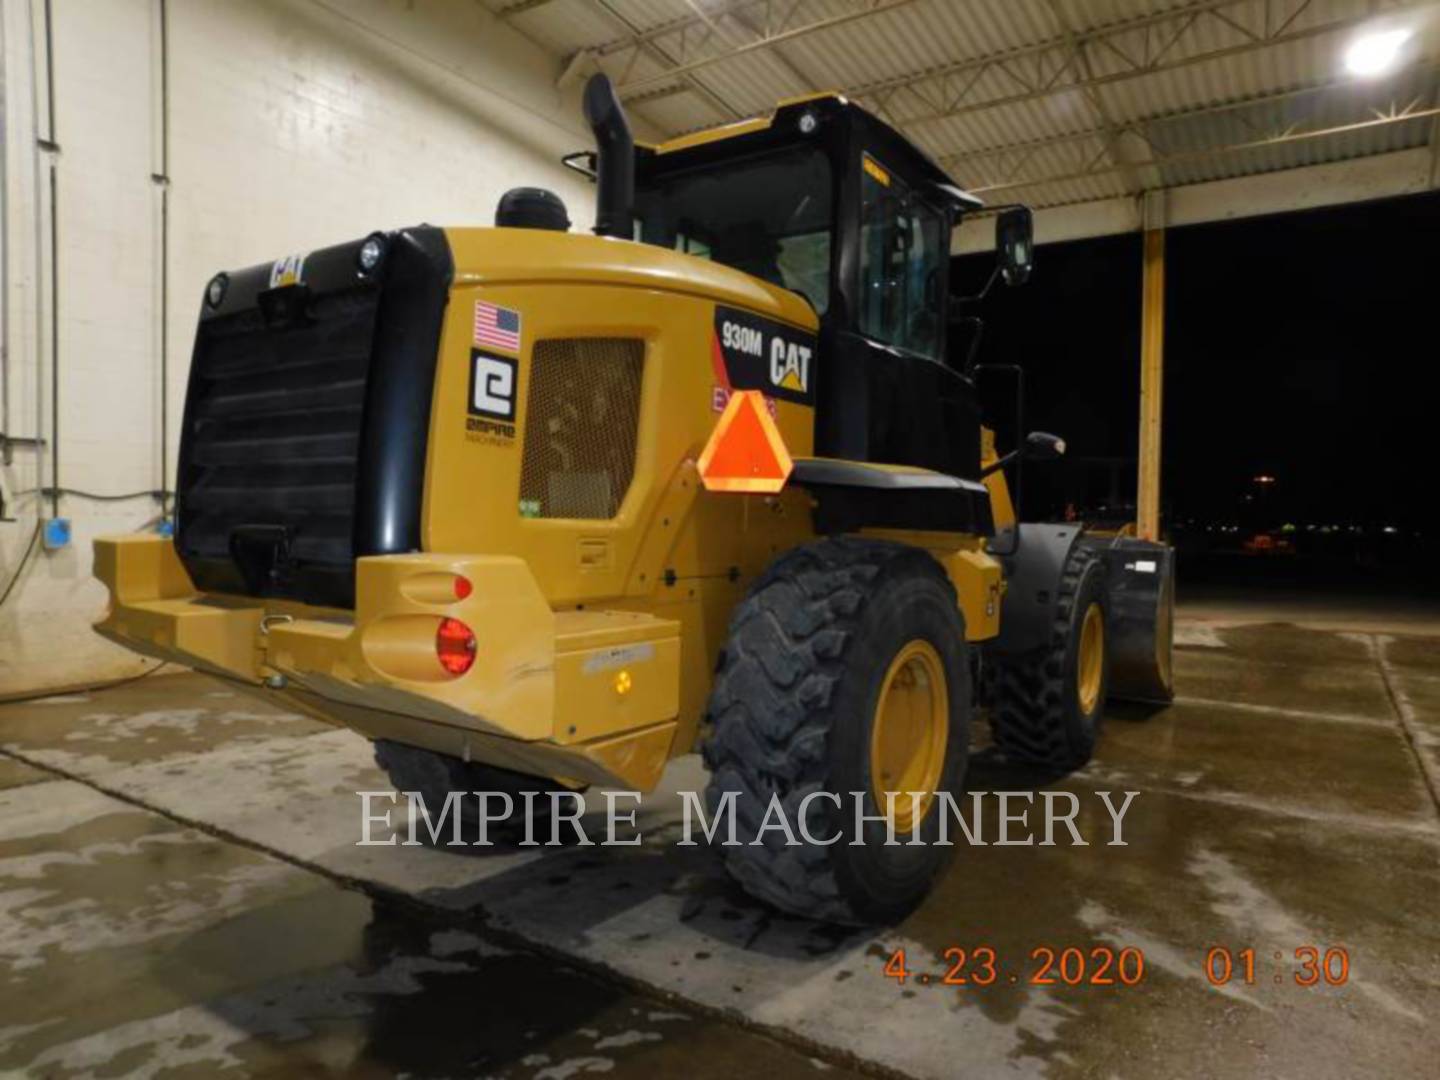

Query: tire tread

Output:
[702, 536, 954, 923]
[990, 546, 1104, 769]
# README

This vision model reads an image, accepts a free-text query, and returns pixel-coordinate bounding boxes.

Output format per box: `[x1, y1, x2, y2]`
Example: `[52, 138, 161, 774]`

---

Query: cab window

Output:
[634, 146, 833, 313]
[859, 154, 945, 359]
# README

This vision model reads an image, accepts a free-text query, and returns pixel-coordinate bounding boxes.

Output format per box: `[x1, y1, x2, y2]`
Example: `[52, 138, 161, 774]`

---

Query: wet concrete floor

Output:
[1, 617, 1437, 1077]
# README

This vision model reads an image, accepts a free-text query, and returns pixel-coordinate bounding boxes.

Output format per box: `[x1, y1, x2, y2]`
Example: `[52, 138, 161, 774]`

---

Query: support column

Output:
[1137, 214, 1165, 542]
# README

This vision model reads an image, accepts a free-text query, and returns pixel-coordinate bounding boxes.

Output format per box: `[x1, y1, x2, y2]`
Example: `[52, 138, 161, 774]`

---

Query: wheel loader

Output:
[93, 75, 1173, 925]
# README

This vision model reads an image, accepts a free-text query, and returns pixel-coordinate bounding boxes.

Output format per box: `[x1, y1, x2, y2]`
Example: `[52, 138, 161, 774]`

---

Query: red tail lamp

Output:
[453, 575, 473, 600]
[436, 617, 477, 676]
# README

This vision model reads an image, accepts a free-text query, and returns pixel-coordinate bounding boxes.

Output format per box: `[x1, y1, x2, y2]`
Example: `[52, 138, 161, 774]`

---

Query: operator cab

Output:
[628, 94, 989, 479]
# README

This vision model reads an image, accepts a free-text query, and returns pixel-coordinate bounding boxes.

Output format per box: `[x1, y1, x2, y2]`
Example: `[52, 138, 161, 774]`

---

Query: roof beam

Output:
[967, 105, 1440, 200]
[847, 0, 1251, 103]
[952, 146, 1435, 246]
[585, 0, 744, 120]
[1042, 0, 1147, 195]
[1429, 84, 1440, 188]
[943, 63, 1440, 181]
[849, 0, 1429, 130]
[495, 0, 559, 19]
[684, 0, 823, 100]
[615, 0, 921, 98]
[1429, 113, 1440, 186]
[592, 0, 766, 55]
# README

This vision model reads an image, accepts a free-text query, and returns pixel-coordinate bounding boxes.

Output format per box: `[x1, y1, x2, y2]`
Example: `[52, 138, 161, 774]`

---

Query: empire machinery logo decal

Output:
[713, 304, 817, 407]
[356, 788, 1141, 848]
[466, 301, 522, 446]
[466, 349, 518, 444]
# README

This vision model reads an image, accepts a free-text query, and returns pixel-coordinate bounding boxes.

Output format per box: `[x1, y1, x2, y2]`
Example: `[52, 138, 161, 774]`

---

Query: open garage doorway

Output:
[953, 188, 1440, 631]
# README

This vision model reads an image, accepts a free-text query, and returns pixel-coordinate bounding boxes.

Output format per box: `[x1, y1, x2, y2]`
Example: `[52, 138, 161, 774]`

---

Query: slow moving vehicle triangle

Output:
[697, 390, 793, 494]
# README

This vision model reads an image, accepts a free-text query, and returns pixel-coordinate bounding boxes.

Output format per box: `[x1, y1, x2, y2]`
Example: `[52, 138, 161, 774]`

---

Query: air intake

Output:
[496, 187, 570, 232]
[519, 339, 644, 520]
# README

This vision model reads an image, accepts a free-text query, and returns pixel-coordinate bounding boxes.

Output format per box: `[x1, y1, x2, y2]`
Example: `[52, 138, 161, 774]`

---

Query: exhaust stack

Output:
[582, 74, 635, 240]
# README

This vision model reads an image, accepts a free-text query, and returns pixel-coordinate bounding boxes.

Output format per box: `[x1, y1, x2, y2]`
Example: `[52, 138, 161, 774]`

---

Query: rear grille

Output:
[519, 339, 644, 519]
[179, 288, 378, 588]
[175, 227, 452, 608]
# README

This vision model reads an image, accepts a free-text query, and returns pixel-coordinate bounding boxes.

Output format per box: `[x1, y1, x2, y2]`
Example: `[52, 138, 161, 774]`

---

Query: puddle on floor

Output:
[0, 779, 857, 1078]
[0, 672, 326, 773]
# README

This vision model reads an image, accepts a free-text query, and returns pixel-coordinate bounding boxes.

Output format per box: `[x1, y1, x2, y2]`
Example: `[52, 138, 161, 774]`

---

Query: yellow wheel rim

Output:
[869, 640, 948, 833]
[1077, 602, 1105, 714]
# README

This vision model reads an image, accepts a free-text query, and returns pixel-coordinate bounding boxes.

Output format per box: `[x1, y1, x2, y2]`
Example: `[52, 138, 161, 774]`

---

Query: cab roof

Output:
[637, 93, 982, 216]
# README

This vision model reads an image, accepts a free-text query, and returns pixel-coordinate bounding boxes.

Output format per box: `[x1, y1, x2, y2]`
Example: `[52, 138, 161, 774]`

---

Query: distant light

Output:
[1345, 29, 1410, 76]
[1253, 474, 1276, 485]
[1383, 526, 1398, 534]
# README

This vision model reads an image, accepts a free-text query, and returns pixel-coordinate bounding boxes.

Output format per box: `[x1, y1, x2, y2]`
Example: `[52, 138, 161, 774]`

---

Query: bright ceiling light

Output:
[1345, 29, 1410, 76]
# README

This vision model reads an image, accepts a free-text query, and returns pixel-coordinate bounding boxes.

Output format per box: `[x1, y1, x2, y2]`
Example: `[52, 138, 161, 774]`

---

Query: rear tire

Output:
[702, 537, 971, 925]
[373, 740, 573, 838]
[990, 546, 1109, 770]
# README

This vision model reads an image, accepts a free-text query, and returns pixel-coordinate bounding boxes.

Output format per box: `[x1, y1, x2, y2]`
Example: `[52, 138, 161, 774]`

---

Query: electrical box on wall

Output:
[42, 518, 71, 550]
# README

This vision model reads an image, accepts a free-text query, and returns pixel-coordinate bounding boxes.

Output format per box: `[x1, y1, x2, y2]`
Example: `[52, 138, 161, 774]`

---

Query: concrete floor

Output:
[2, 614, 1438, 1077]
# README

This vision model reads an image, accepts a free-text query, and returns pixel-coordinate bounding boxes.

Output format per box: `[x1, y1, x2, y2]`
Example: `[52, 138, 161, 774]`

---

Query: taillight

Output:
[454, 576, 473, 600]
[436, 618, 476, 676]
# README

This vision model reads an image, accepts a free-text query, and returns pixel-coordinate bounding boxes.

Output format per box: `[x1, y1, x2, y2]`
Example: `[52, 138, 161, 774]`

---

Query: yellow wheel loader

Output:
[94, 76, 1173, 925]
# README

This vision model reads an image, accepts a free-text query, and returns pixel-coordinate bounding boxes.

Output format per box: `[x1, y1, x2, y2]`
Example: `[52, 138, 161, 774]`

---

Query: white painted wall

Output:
[1, 0, 624, 697]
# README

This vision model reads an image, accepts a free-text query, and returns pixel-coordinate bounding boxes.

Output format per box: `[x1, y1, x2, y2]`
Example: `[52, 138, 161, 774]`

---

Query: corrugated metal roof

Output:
[485, 0, 1440, 212]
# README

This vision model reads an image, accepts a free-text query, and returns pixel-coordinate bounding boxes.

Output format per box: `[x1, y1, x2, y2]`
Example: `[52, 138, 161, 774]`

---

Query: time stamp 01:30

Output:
[882, 945, 1352, 989]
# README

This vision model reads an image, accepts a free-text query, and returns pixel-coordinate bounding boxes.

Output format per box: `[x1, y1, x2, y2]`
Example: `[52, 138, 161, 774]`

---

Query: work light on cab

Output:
[435, 618, 477, 676]
[357, 233, 387, 275]
[205, 273, 228, 309]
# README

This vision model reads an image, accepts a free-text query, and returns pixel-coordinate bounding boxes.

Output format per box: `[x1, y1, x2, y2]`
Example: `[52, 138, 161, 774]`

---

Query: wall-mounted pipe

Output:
[22, 0, 61, 520]
[27, 0, 49, 516]
[43, 0, 58, 520]
[1, 3, 10, 452]
[47, 153, 57, 521]
[155, 0, 170, 520]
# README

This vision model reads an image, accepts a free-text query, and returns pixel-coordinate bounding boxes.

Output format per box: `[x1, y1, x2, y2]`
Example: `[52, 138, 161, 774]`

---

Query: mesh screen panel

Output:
[520, 339, 644, 519]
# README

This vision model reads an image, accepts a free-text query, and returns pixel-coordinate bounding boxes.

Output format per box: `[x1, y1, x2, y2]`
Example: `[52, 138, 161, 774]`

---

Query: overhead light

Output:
[1345, 28, 1410, 76]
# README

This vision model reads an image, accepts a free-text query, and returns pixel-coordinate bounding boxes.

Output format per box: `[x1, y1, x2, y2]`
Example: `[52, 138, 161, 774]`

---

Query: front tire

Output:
[990, 546, 1110, 770]
[702, 538, 971, 925]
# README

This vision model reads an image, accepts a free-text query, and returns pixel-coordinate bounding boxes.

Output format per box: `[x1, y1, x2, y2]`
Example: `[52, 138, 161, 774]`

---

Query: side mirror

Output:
[980, 429, 1066, 479]
[1025, 431, 1066, 460]
[996, 207, 1034, 286]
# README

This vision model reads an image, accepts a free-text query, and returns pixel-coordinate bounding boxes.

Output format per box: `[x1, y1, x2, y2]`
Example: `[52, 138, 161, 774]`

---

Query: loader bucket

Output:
[1083, 535, 1176, 704]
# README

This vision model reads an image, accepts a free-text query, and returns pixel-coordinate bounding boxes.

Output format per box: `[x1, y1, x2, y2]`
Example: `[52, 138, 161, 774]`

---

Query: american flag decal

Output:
[474, 300, 522, 353]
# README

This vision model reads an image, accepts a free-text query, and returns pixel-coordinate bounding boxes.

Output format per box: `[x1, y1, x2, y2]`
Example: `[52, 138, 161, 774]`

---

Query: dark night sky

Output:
[952, 189, 1440, 547]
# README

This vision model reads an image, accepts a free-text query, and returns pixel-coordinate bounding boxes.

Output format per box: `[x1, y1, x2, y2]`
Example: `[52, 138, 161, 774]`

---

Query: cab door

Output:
[816, 151, 981, 480]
